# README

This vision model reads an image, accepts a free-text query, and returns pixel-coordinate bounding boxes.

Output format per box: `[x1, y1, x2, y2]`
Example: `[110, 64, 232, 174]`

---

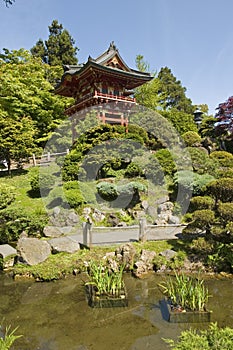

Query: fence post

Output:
[139, 218, 147, 242]
[47, 152, 50, 162]
[32, 154, 37, 166]
[82, 217, 93, 248]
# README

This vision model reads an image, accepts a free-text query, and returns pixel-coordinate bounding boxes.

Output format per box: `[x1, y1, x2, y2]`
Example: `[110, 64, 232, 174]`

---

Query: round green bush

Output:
[190, 196, 215, 212]
[96, 182, 118, 201]
[125, 162, 143, 178]
[206, 178, 233, 202]
[192, 209, 215, 229]
[29, 167, 55, 194]
[210, 150, 233, 167]
[218, 202, 233, 223]
[182, 131, 201, 147]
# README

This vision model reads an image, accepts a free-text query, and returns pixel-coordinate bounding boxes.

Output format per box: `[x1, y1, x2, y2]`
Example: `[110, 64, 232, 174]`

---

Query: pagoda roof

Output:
[55, 42, 153, 97]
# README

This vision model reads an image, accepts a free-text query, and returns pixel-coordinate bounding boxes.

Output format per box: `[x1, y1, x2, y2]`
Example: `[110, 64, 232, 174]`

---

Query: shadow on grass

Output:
[27, 189, 41, 198]
[0, 168, 28, 178]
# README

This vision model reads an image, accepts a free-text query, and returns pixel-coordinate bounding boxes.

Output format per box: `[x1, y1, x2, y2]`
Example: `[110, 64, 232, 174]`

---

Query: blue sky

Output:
[1, 0, 233, 114]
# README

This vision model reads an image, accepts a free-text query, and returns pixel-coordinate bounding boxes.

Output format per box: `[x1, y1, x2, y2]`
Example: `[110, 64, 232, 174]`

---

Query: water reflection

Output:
[0, 273, 232, 350]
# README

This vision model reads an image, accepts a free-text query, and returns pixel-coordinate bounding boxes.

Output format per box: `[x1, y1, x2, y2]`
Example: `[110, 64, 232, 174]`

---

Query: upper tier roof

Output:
[55, 42, 153, 97]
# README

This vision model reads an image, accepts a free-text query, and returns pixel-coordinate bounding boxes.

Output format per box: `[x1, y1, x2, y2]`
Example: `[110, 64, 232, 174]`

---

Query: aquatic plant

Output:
[0, 324, 22, 350]
[86, 261, 125, 297]
[159, 271, 210, 311]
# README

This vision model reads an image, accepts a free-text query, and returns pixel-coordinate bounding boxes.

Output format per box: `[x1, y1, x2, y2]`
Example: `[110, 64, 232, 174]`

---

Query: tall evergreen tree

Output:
[31, 20, 78, 66]
[157, 66, 194, 114]
[2, 0, 14, 6]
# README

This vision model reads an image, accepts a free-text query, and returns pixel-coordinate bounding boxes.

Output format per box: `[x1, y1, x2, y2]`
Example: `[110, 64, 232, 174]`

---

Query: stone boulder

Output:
[0, 244, 17, 268]
[155, 201, 175, 225]
[17, 237, 51, 266]
[43, 226, 64, 238]
[44, 225, 74, 238]
[115, 243, 137, 270]
[134, 249, 156, 277]
[48, 236, 80, 254]
[49, 207, 79, 227]
[159, 249, 177, 260]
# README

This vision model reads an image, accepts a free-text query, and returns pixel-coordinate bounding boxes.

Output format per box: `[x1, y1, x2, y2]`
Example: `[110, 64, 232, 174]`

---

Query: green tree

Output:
[157, 66, 194, 114]
[0, 49, 72, 148]
[161, 109, 197, 135]
[0, 112, 35, 173]
[31, 20, 78, 66]
[2, 0, 14, 6]
[134, 55, 160, 110]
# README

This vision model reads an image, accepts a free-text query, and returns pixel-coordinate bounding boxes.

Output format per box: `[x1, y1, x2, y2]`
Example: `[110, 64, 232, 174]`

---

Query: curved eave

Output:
[55, 61, 153, 97]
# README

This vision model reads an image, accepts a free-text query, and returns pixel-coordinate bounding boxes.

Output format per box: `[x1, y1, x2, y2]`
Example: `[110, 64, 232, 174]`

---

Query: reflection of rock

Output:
[0, 244, 17, 268]
[17, 237, 51, 266]
[21, 283, 53, 304]
[48, 236, 80, 254]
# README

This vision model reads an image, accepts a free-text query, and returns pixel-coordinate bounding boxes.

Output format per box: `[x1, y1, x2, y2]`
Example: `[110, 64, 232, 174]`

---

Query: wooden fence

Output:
[81, 222, 187, 248]
[31, 149, 69, 166]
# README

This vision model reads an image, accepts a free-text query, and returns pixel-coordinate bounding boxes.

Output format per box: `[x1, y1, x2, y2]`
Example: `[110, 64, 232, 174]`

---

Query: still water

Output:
[0, 273, 232, 350]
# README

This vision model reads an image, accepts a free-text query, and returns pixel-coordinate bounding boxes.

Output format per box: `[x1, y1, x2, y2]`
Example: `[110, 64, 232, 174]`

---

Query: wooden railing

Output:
[31, 150, 69, 166]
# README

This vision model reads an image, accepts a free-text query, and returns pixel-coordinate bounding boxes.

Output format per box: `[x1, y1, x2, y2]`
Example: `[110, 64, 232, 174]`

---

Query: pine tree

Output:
[157, 66, 194, 114]
[31, 20, 78, 66]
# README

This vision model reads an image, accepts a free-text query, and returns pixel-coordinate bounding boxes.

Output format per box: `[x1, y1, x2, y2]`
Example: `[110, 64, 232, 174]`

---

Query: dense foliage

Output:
[0, 49, 72, 170]
[165, 323, 233, 350]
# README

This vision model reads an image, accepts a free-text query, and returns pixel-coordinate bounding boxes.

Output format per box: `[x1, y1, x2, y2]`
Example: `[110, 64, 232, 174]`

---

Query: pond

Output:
[0, 273, 232, 350]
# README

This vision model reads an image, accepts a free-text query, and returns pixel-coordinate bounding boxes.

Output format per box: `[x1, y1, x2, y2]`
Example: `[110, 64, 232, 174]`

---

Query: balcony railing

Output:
[94, 91, 136, 103]
[65, 91, 136, 115]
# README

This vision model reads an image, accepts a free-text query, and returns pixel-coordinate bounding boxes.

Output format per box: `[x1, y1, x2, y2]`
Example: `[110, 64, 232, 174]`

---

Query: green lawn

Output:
[0, 169, 45, 214]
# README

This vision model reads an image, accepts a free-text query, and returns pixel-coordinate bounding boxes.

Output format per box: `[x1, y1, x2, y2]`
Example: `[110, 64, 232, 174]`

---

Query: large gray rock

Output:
[115, 243, 136, 270]
[0, 244, 17, 268]
[49, 208, 79, 227]
[17, 237, 51, 266]
[48, 236, 80, 254]
[159, 249, 177, 260]
[43, 226, 64, 238]
[134, 249, 156, 277]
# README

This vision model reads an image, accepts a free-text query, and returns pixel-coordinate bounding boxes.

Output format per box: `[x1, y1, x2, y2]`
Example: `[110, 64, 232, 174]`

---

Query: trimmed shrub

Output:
[206, 178, 233, 203]
[63, 181, 85, 208]
[64, 189, 84, 208]
[182, 131, 201, 147]
[173, 171, 215, 196]
[192, 209, 215, 229]
[0, 207, 48, 244]
[0, 184, 16, 209]
[218, 202, 233, 224]
[96, 182, 118, 201]
[190, 196, 215, 212]
[155, 149, 176, 176]
[125, 162, 143, 178]
[29, 167, 55, 194]
[210, 150, 233, 167]
[187, 147, 218, 176]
